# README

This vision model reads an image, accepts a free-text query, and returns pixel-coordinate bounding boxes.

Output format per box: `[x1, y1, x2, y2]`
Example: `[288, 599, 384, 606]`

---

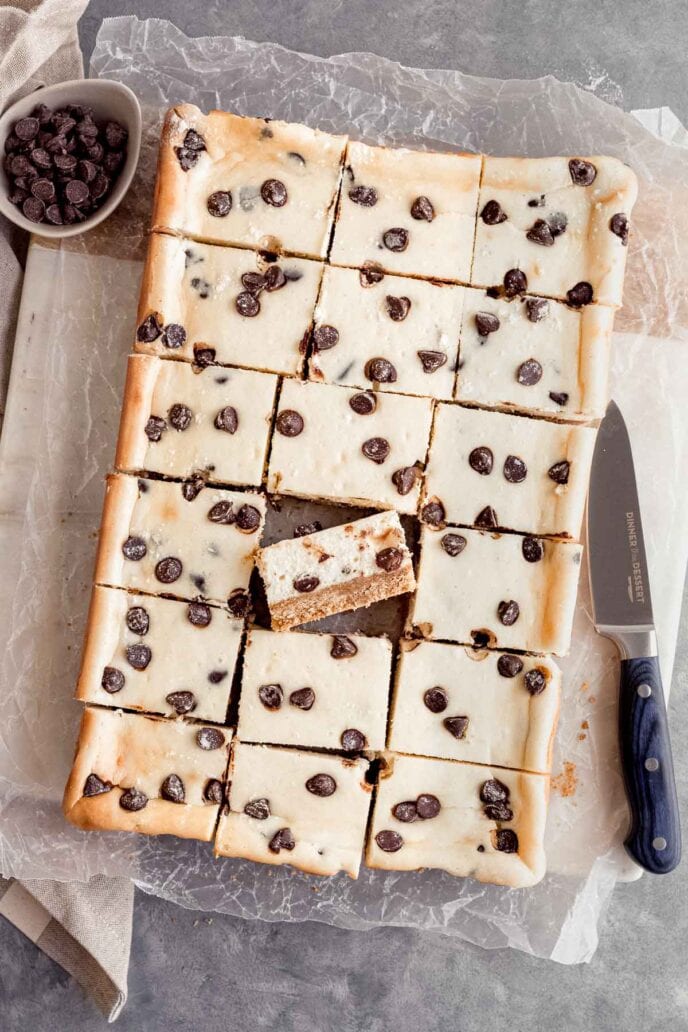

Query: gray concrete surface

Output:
[2, 2, 688, 1030]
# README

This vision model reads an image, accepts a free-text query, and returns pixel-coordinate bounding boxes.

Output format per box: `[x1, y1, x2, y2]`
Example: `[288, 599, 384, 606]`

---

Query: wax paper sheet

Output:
[1, 16, 687, 963]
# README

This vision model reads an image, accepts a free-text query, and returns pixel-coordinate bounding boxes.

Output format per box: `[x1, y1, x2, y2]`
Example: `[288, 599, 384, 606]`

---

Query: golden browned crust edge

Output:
[114, 354, 159, 473]
[92, 472, 139, 588]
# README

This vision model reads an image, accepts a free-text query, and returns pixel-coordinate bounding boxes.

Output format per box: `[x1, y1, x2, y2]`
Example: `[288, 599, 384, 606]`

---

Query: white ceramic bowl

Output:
[0, 78, 141, 239]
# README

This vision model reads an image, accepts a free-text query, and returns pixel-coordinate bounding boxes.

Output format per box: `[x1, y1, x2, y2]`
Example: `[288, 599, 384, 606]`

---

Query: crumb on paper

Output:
[551, 761, 578, 797]
[580, 681, 590, 692]
[581, 720, 589, 730]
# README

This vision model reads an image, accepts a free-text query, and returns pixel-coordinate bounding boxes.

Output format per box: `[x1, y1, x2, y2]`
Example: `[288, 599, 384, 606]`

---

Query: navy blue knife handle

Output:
[619, 655, 681, 874]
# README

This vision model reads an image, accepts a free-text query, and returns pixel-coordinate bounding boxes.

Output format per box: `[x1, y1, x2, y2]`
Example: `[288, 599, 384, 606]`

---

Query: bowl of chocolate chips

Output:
[0, 78, 141, 238]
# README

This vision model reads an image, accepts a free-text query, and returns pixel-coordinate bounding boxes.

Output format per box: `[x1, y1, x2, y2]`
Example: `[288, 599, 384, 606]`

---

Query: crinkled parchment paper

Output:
[1, 16, 687, 963]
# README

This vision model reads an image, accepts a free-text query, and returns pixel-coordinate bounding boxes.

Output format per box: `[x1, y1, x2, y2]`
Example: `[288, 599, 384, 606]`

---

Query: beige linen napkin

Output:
[0, 1, 134, 1022]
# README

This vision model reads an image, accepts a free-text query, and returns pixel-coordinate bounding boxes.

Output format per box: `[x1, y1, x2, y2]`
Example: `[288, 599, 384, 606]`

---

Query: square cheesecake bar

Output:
[215, 741, 372, 877]
[366, 752, 548, 888]
[116, 355, 278, 487]
[411, 526, 582, 655]
[267, 379, 433, 514]
[423, 403, 596, 538]
[134, 233, 323, 375]
[471, 156, 638, 307]
[151, 104, 347, 258]
[237, 628, 392, 751]
[329, 140, 481, 281]
[77, 586, 243, 723]
[389, 640, 561, 773]
[94, 473, 265, 609]
[257, 511, 415, 631]
[64, 707, 231, 841]
[309, 264, 464, 400]
[456, 288, 614, 420]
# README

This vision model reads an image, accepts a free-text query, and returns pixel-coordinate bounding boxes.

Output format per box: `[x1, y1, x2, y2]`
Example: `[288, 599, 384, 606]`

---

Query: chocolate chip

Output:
[382, 227, 408, 252]
[204, 779, 224, 804]
[516, 358, 543, 386]
[175, 144, 201, 169]
[349, 185, 378, 206]
[423, 686, 448, 713]
[194, 347, 216, 367]
[261, 178, 287, 206]
[126, 643, 151, 670]
[498, 600, 520, 626]
[375, 547, 403, 572]
[276, 409, 304, 436]
[162, 323, 187, 349]
[525, 668, 547, 696]
[101, 666, 124, 694]
[268, 827, 295, 852]
[416, 793, 441, 819]
[469, 446, 493, 475]
[392, 466, 419, 496]
[227, 589, 250, 618]
[31, 178, 55, 203]
[168, 403, 193, 431]
[312, 325, 339, 351]
[503, 455, 527, 483]
[359, 262, 385, 286]
[166, 690, 196, 714]
[137, 314, 163, 342]
[548, 459, 570, 484]
[30, 148, 51, 169]
[161, 774, 185, 804]
[207, 500, 235, 524]
[504, 269, 527, 297]
[365, 357, 397, 383]
[122, 536, 146, 561]
[182, 129, 205, 152]
[392, 801, 418, 822]
[549, 391, 569, 406]
[375, 830, 403, 852]
[235, 291, 261, 317]
[417, 350, 447, 373]
[78, 158, 98, 183]
[14, 117, 40, 142]
[306, 773, 336, 796]
[208, 670, 227, 684]
[475, 506, 498, 529]
[495, 829, 519, 853]
[526, 219, 555, 246]
[293, 521, 323, 538]
[207, 190, 232, 217]
[126, 606, 149, 635]
[410, 195, 434, 221]
[22, 197, 45, 222]
[236, 504, 261, 533]
[484, 802, 514, 821]
[293, 575, 319, 593]
[566, 282, 593, 308]
[341, 728, 366, 751]
[44, 204, 63, 224]
[385, 295, 411, 321]
[443, 715, 469, 739]
[244, 798, 270, 819]
[548, 211, 568, 238]
[288, 151, 306, 165]
[349, 391, 377, 414]
[331, 635, 358, 659]
[480, 779, 509, 804]
[522, 536, 544, 563]
[525, 297, 549, 322]
[422, 500, 445, 526]
[569, 159, 597, 186]
[290, 687, 315, 710]
[119, 787, 148, 812]
[155, 557, 182, 583]
[188, 602, 212, 627]
[144, 415, 166, 441]
[475, 312, 500, 337]
[610, 213, 629, 245]
[257, 682, 283, 711]
[264, 265, 287, 291]
[362, 437, 390, 464]
[441, 532, 467, 557]
[497, 654, 524, 678]
[213, 406, 238, 435]
[480, 200, 507, 225]
[83, 774, 112, 797]
[196, 727, 226, 750]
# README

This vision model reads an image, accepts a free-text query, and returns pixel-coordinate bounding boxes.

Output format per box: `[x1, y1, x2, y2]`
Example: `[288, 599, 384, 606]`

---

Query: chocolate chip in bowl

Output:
[0, 78, 141, 239]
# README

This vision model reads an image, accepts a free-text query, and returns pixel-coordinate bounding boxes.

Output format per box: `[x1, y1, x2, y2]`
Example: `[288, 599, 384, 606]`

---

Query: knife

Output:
[587, 399, 681, 874]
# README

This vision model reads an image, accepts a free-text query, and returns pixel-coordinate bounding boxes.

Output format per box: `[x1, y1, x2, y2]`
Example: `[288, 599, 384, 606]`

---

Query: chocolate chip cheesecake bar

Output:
[366, 752, 548, 887]
[267, 379, 433, 513]
[388, 640, 561, 773]
[257, 511, 416, 631]
[64, 707, 231, 841]
[215, 741, 372, 877]
[116, 355, 278, 487]
[237, 628, 392, 751]
[77, 586, 243, 723]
